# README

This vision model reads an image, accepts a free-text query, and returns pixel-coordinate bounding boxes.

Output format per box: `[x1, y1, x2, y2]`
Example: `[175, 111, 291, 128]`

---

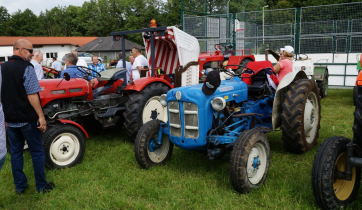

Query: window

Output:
[46, 52, 58, 59]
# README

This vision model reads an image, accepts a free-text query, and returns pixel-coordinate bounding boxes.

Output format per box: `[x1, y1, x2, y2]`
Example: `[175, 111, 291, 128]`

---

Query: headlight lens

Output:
[159, 94, 167, 106]
[211, 97, 226, 112]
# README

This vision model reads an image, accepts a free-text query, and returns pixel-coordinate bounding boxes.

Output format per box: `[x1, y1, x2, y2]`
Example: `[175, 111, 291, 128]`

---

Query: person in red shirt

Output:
[273, 45, 294, 81]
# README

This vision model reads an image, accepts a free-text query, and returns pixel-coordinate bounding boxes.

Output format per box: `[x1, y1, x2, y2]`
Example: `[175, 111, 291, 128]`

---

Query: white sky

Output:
[0, 0, 90, 15]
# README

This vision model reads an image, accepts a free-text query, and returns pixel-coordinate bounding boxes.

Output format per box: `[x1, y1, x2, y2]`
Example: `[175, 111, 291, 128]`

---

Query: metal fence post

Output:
[294, 7, 301, 55]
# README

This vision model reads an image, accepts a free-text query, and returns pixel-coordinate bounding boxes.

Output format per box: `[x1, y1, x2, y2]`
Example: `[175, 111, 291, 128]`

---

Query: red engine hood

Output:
[39, 78, 92, 107]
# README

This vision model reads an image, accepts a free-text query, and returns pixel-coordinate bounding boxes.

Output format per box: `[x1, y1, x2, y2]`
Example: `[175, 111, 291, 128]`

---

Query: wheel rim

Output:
[49, 133, 80, 166]
[147, 134, 170, 163]
[142, 96, 167, 123]
[333, 153, 357, 201]
[304, 91, 319, 144]
[246, 142, 267, 185]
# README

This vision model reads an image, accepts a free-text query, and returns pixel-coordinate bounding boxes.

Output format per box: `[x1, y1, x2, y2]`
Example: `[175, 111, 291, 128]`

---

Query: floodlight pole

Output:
[262, 5, 269, 44]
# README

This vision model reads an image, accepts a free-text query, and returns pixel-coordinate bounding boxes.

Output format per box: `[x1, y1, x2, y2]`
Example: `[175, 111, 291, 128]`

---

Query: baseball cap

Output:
[280, 45, 294, 54]
[202, 70, 221, 95]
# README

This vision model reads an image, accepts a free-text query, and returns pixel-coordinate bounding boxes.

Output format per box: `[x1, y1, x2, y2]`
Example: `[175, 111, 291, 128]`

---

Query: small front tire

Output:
[230, 129, 270, 193]
[134, 120, 173, 169]
[43, 125, 85, 169]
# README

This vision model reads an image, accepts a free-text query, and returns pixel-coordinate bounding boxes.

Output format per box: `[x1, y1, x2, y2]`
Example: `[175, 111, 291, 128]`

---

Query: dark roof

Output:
[77, 36, 143, 52]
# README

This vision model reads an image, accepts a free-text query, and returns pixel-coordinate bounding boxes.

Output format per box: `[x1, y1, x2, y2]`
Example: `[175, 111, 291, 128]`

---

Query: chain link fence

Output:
[183, 2, 362, 55]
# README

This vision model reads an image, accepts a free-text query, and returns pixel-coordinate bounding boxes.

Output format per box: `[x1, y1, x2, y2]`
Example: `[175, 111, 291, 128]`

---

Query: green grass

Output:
[0, 89, 361, 209]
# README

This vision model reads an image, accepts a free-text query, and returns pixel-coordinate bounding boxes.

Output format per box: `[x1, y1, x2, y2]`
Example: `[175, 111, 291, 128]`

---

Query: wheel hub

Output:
[304, 92, 319, 144]
[252, 156, 261, 169]
[50, 133, 80, 166]
[150, 109, 159, 120]
[247, 143, 268, 185]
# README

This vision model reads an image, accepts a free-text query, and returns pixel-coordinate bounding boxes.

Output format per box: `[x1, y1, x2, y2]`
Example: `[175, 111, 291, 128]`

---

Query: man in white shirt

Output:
[50, 57, 62, 71]
[130, 47, 148, 82]
[30, 50, 43, 80]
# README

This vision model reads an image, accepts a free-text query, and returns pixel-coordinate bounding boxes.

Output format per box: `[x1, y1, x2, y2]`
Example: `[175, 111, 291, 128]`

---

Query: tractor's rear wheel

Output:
[134, 120, 173, 169]
[230, 129, 270, 193]
[281, 79, 321, 153]
[123, 83, 169, 139]
[312, 136, 361, 209]
[43, 125, 85, 169]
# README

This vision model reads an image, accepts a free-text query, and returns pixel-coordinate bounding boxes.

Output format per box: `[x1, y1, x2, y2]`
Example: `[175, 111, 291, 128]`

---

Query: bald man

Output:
[1, 39, 54, 193]
[30, 50, 44, 80]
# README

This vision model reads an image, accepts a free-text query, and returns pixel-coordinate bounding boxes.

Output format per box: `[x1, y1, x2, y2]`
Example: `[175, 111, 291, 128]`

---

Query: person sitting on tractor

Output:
[273, 45, 294, 81]
[61, 53, 97, 86]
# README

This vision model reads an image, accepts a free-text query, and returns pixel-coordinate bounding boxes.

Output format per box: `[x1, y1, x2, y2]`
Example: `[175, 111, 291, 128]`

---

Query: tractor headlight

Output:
[159, 94, 167, 106]
[211, 97, 226, 112]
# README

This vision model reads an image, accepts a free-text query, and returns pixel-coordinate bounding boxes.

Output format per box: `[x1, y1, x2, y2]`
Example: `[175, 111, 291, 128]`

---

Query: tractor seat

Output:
[248, 70, 271, 97]
[98, 68, 126, 81]
[93, 69, 127, 98]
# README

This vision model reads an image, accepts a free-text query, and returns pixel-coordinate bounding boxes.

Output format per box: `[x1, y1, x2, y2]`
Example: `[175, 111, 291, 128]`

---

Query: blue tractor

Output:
[134, 59, 321, 193]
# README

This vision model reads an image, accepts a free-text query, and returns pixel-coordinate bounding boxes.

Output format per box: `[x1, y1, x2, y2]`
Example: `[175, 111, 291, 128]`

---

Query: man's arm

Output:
[27, 94, 46, 132]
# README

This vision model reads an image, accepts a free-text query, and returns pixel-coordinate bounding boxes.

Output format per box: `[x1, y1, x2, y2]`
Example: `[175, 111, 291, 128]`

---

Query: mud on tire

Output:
[312, 136, 361, 209]
[281, 79, 321, 153]
[230, 129, 270, 193]
[43, 125, 85, 169]
[134, 120, 173, 169]
[123, 83, 169, 139]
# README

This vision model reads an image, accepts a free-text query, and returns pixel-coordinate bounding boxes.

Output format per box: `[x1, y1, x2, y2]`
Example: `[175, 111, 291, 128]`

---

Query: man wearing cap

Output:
[274, 45, 294, 81]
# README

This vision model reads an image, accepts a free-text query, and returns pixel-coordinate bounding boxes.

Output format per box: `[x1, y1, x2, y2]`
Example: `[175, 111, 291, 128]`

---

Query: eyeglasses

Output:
[15, 48, 33, 54]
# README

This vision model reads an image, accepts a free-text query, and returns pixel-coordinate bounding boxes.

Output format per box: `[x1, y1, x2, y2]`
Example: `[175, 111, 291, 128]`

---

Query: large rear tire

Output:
[312, 136, 361, 209]
[43, 125, 85, 169]
[123, 83, 169, 139]
[281, 79, 321, 153]
[230, 129, 270, 193]
[134, 120, 173, 169]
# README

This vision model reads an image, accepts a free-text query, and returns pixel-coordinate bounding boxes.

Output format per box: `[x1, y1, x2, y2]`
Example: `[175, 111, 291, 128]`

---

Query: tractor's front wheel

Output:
[134, 120, 173, 169]
[312, 136, 361, 209]
[123, 83, 169, 139]
[43, 125, 85, 169]
[230, 129, 270, 193]
[281, 79, 321, 153]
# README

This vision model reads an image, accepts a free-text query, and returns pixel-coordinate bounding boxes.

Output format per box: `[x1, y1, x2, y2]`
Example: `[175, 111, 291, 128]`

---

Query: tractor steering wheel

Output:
[76, 66, 102, 79]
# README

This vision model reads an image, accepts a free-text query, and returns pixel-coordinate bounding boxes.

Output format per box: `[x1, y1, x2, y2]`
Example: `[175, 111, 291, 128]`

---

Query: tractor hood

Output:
[166, 77, 248, 103]
[39, 78, 91, 107]
[165, 77, 248, 149]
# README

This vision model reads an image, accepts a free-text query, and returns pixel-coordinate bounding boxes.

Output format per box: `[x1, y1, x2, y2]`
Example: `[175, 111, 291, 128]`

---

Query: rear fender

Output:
[57, 119, 89, 138]
[124, 77, 173, 92]
[272, 70, 308, 129]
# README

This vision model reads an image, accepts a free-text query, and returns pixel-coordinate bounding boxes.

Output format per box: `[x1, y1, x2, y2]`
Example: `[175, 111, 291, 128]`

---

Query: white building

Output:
[0, 36, 97, 65]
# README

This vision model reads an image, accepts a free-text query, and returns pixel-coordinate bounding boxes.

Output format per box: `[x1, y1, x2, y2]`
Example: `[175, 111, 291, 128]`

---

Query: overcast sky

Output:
[0, 0, 90, 15]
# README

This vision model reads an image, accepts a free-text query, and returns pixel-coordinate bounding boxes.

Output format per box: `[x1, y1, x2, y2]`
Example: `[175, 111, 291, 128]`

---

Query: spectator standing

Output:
[0, 66, 6, 170]
[88, 56, 106, 77]
[116, 53, 132, 83]
[1, 39, 54, 193]
[131, 48, 148, 81]
[50, 57, 62, 71]
[30, 50, 44, 80]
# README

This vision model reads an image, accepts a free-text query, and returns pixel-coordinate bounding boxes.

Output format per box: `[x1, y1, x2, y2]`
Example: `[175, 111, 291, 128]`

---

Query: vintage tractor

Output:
[38, 25, 203, 168]
[311, 71, 362, 209]
[134, 53, 321, 193]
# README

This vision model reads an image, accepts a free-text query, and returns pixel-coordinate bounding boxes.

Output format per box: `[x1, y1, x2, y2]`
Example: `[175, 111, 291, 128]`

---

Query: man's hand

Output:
[37, 116, 47, 132]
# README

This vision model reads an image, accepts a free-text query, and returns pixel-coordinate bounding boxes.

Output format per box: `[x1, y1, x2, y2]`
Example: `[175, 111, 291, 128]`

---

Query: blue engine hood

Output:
[165, 77, 248, 149]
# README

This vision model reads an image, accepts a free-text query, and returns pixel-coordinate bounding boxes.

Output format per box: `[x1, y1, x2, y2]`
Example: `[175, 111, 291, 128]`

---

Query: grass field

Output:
[0, 89, 361, 209]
